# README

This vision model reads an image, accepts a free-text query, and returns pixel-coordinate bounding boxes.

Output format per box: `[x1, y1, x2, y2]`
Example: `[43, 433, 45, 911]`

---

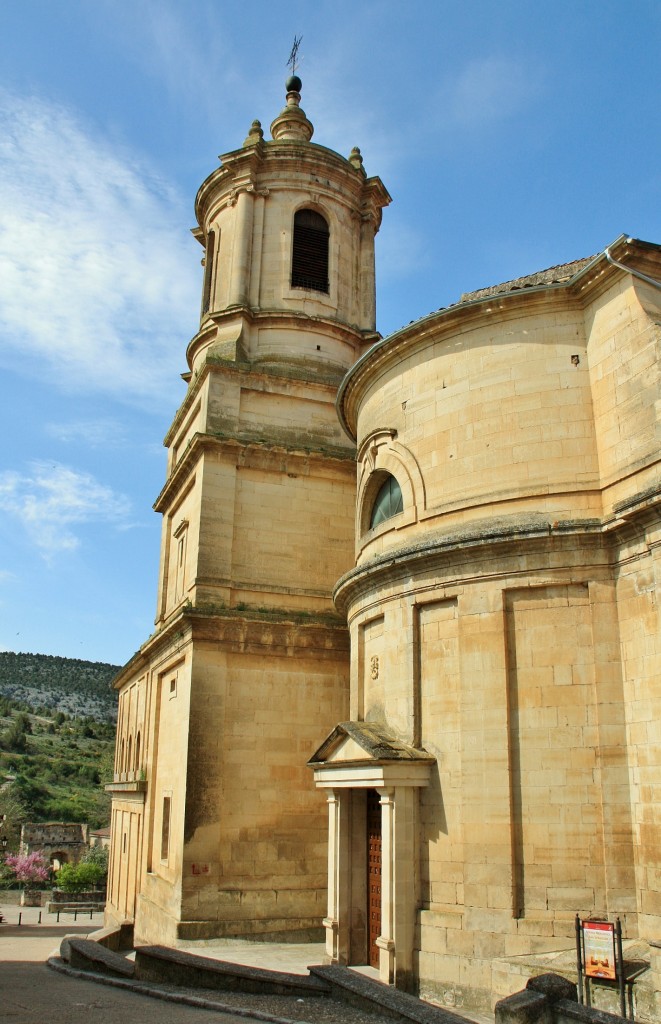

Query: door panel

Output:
[366, 789, 382, 968]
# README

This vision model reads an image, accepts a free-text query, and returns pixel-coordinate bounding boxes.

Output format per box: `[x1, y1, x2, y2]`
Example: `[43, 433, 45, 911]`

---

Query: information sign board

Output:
[582, 920, 616, 980]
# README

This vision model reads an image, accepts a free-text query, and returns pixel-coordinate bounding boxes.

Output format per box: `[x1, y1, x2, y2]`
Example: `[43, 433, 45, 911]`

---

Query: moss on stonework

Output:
[206, 353, 345, 388]
[207, 428, 354, 461]
[188, 602, 345, 628]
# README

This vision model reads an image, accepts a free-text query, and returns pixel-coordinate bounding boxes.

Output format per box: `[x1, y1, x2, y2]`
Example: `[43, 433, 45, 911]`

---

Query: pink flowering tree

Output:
[4, 851, 50, 887]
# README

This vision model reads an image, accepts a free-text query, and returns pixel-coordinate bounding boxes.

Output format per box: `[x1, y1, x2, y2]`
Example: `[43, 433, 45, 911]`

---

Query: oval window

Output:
[369, 475, 403, 529]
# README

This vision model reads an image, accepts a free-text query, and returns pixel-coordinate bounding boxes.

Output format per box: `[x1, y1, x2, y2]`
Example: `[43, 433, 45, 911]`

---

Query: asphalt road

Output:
[1, 961, 262, 1024]
[0, 905, 270, 1024]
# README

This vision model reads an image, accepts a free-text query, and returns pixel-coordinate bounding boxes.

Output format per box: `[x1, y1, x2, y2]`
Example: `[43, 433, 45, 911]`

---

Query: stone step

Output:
[310, 965, 477, 1024]
[60, 937, 135, 979]
[135, 944, 330, 998]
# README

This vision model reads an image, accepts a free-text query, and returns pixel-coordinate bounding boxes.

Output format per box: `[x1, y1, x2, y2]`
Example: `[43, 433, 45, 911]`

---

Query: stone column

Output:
[377, 785, 417, 991]
[458, 589, 513, 923]
[229, 188, 254, 308]
[323, 789, 351, 964]
[377, 788, 396, 984]
[588, 578, 635, 916]
[248, 191, 266, 309]
[359, 214, 376, 331]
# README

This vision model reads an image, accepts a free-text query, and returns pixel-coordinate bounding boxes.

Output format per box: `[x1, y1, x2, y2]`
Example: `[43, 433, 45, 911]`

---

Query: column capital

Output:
[227, 185, 269, 207]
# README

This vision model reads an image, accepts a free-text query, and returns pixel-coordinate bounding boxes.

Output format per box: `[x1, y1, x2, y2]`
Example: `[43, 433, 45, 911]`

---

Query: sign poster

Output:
[583, 920, 616, 980]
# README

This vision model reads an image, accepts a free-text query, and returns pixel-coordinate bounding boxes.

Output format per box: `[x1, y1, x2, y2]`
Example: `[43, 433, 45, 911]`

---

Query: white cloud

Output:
[0, 89, 199, 408]
[0, 462, 131, 558]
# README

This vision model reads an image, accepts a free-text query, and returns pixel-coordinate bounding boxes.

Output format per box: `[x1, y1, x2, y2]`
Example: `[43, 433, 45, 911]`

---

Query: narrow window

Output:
[201, 230, 216, 314]
[173, 519, 188, 603]
[135, 732, 141, 771]
[369, 475, 403, 529]
[127, 736, 133, 772]
[161, 796, 171, 861]
[291, 209, 329, 292]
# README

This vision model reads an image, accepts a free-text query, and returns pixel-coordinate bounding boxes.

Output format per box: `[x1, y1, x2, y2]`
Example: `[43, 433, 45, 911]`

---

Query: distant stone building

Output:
[21, 822, 88, 870]
[106, 75, 661, 1016]
[89, 826, 111, 849]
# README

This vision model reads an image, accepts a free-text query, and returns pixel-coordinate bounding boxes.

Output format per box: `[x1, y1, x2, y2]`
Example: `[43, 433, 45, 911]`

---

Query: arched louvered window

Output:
[369, 475, 404, 529]
[291, 209, 329, 293]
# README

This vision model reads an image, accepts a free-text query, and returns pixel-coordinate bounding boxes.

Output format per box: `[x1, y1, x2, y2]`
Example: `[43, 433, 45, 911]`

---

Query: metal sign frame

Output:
[575, 915, 626, 1018]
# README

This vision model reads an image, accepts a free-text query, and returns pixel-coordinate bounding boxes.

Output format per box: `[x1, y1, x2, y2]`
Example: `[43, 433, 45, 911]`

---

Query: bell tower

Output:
[106, 77, 390, 945]
[188, 74, 387, 379]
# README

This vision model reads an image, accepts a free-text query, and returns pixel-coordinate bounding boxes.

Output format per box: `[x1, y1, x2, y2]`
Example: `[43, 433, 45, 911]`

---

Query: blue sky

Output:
[0, 1, 659, 666]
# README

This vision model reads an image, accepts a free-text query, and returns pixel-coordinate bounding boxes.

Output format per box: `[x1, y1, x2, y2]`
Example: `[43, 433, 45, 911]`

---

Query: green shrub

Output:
[56, 860, 105, 893]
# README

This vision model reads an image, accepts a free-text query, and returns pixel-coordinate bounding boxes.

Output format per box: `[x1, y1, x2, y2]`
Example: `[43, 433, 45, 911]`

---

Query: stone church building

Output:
[106, 77, 661, 1013]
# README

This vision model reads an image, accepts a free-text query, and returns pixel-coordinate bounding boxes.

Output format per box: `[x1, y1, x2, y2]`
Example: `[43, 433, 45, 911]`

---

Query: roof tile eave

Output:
[459, 254, 599, 304]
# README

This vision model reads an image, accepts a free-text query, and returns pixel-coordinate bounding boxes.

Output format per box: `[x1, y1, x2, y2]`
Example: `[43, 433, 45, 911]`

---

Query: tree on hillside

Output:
[1, 713, 31, 753]
[0, 787, 26, 852]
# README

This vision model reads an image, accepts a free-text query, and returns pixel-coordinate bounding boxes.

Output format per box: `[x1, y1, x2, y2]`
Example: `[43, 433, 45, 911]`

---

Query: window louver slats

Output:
[291, 211, 329, 293]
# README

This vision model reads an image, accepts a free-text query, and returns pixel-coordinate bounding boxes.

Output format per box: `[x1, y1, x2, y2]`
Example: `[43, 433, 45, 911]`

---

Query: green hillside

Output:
[0, 695, 115, 837]
[0, 651, 119, 721]
[0, 654, 120, 841]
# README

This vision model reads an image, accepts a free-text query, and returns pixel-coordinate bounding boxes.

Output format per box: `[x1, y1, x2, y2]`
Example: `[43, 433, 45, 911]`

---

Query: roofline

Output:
[195, 138, 391, 230]
[336, 233, 644, 441]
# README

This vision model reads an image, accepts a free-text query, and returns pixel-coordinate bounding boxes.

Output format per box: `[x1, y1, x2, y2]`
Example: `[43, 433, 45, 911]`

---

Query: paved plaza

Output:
[0, 901, 258, 1023]
[0, 898, 493, 1024]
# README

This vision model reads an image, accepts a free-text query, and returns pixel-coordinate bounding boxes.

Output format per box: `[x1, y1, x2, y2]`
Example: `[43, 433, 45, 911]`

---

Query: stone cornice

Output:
[333, 516, 608, 617]
[166, 327, 365, 450]
[185, 305, 371, 377]
[122, 607, 348, 686]
[207, 305, 370, 344]
[154, 431, 354, 513]
[334, 495, 661, 616]
[195, 138, 389, 230]
[112, 602, 350, 693]
[105, 780, 147, 795]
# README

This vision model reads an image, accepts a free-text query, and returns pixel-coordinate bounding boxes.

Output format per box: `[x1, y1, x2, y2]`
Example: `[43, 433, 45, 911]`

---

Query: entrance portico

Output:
[308, 722, 434, 991]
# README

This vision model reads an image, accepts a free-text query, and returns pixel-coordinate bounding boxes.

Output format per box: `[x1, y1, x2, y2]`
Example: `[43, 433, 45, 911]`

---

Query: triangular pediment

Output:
[308, 721, 434, 768]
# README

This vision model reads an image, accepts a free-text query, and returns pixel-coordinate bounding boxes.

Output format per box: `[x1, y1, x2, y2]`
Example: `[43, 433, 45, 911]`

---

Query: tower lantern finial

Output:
[287, 34, 302, 77]
[271, 37, 313, 142]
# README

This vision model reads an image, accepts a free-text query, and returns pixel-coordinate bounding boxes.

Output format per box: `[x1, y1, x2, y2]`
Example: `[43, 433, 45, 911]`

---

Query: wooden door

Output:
[367, 789, 382, 968]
